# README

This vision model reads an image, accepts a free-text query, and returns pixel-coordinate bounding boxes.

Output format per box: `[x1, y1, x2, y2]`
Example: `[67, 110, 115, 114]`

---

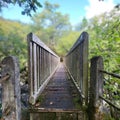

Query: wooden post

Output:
[80, 32, 89, 105]
[88, 56, 104, 120]
[1, 56, 21, 120]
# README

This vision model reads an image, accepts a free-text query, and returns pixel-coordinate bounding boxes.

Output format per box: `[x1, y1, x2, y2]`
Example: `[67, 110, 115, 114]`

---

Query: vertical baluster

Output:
[50, 53, 52, 74]
[43, 50, 45, 82]
[82, 34, 88, 105]
[29, 42, 34, 95]
[33, 43, 37, 93]
[46, 52, 49, 76]
[42, 48, 44, 84]
[39, 47, 41, 87]
[79, 43, 83, 93]
[36, 45, 39, 91]
[41, 48, 43, 84]
[44, 50, 46, 80]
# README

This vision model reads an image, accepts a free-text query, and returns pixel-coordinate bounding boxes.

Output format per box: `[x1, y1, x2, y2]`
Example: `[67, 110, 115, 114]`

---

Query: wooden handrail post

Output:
[81, 32, 89, 105]
[1, 56, 21, 120]
[88, 56, 104, 120]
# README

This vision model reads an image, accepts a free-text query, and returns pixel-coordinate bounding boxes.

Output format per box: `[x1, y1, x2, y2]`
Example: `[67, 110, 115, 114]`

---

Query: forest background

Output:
[0, 1, 120, 117]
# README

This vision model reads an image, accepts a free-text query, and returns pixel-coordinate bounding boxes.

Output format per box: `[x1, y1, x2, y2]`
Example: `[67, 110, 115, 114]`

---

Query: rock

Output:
[21, 84, 29, 94]
[21, 84, 29, 108]
[21, 93, 29, 108]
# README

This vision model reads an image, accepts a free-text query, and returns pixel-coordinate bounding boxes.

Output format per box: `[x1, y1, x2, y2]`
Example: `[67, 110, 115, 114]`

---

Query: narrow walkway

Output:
[36, 63, 81, 110]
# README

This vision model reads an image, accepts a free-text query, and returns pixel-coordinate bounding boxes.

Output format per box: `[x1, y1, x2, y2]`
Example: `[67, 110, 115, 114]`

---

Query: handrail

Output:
[100, 70, 120, 79]
[28, 33, 58, 57]
[27, 33, 59, 105]
[99, 96, 120, 111]
[65, 32, 89, 104]
[66, 32, 88, 56]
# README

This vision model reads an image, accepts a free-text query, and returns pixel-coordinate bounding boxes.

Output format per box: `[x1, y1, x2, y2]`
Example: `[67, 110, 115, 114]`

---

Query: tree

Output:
[87, 7, 120, 71]
[31, 1, 71, 48]
[0, 0, 42, 16]
[75, 17, 88, 31]
[79, 7, 120, 119]
[0, 17, 31, 68]
[55, 31, 80, 55]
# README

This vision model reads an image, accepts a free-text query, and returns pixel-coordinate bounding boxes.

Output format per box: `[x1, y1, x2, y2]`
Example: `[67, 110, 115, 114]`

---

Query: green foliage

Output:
[75, 7, 120, 119]
[75, 17, 88, 31]
[0, 2, 120, 119]
[0, 17, 31, 69]
[104, 115, 115, 120]
[0, 0, 42, 16]
[55, 31, 80, 55]
[31, 1, 72, 49]
[84, 7, 120, 72]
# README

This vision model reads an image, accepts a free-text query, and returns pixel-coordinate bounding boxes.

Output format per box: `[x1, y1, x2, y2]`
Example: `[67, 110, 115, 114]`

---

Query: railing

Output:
[64, 32, 89, 105]
[27, 33, 59, 105]
[88, 56, 120, 120]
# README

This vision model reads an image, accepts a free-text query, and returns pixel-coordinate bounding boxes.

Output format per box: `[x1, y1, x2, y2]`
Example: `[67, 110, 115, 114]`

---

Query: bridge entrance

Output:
[29, 63, 85, 120]
[27, 32, 88, 120]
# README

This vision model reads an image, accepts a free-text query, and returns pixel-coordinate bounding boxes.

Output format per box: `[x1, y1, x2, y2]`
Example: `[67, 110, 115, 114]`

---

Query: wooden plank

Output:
[39, 47, 41, 87]
[33, 43, 37, 93]
[29, 108, 82, 113]
[82, 33, 88, 105]
[79, 44, 83, 92]
[39, 47, 42, 86]
[29, 42, 34, 96]
[36, 45, 40, 91]
[30, 112, 80, 120]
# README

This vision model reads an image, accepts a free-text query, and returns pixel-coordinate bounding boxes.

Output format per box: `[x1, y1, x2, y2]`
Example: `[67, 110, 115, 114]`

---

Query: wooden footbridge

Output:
[0, 32, 120, 120]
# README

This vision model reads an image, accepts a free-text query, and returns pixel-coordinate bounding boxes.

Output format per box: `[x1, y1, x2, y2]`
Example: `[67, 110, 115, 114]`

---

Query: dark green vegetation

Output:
[0, 1, 120, 120]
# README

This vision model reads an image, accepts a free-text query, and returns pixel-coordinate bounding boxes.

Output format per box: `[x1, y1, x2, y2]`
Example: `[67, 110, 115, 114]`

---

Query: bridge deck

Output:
[34, 63, 81, 110]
